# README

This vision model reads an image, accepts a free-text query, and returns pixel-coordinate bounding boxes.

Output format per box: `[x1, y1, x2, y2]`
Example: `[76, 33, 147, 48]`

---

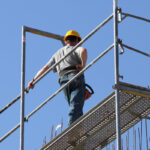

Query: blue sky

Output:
[0, 0, 150, 150]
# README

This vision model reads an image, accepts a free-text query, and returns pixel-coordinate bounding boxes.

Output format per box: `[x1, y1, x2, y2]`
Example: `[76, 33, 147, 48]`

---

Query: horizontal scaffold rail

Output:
[0, 44, 114, 143]
[0, 14, 113, 114]
[122, 12, 150, 23]
[118, 40, 150, 57]
[24, 26, 65, 41]
[122, 43, 150, 57]
[41, 82, 150, 150]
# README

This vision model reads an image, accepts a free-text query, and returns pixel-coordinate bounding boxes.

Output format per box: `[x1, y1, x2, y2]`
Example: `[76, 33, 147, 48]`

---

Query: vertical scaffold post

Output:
[113, 0, 121, 150]
[20, 26, 26, 150]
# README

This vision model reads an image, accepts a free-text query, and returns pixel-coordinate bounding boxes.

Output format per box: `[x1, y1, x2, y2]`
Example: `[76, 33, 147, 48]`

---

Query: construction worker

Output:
[28, 30, 87, 125]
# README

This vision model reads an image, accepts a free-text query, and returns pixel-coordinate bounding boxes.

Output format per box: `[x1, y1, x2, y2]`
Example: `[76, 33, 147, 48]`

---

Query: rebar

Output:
[50, 125, 54, 141]
[138, 127, 141, 150]
[133, 127, 135, 150]
[145, 119, 149, 150]
[141, 120, 143, 149]
[135, 129, 136, 150]
[126, 131, 129, 150]
[121, 138, 123, 150]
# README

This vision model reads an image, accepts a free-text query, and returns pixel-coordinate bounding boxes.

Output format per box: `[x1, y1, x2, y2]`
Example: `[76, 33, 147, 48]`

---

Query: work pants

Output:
[59, 74, 85, 126]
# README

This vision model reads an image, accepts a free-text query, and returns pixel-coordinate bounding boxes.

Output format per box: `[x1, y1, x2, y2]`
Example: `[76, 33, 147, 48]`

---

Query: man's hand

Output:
[28, 79, 35, 89]
[76, 64, 83, 71]
[27, 65, 49, 90]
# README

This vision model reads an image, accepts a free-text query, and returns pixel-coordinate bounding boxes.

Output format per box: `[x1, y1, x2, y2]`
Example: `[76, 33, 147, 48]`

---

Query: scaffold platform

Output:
[41, 82, 150, 150]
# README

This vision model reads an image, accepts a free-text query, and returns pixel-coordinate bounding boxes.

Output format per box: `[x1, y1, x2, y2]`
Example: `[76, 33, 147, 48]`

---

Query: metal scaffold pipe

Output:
[24, 26, 64, 41]
[0, 14, 113, 114]
[0, 94, 21, 114]
[0, 124, 20, 143]
[122, 12, 150, 23]
[0, 44, 114, 143]
[113, 0, 121, 150]
[20, 26, 26, 150]
[121, 43, 150, 57]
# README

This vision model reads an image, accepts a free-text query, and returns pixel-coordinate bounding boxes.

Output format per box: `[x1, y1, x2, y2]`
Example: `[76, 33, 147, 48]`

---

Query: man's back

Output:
[48, 45, 82, 77]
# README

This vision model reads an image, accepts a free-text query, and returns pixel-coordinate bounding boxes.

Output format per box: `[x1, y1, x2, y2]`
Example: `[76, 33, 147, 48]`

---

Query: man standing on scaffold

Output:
[28, 30, 87, 126]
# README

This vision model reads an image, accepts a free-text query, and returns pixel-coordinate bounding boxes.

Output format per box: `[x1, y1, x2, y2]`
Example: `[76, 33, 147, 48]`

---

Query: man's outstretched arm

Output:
[28, 65, 49, 89]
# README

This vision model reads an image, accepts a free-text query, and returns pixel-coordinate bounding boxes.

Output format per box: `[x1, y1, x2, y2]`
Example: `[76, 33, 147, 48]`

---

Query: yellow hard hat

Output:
[64, 30, 82, 42]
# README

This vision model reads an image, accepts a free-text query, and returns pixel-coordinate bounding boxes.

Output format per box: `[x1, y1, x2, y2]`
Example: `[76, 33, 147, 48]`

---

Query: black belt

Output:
[63, 66, 77, 71]
[59, 66, 78, 77]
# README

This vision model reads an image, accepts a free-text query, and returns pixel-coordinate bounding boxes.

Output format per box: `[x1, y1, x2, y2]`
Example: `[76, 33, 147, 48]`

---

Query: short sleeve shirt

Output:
[46, 45, 82, 76]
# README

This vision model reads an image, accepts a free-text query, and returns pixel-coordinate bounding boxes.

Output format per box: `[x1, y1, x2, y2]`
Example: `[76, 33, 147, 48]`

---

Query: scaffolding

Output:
[41, 82, 150, 150]
[0, 0, 150, 150]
